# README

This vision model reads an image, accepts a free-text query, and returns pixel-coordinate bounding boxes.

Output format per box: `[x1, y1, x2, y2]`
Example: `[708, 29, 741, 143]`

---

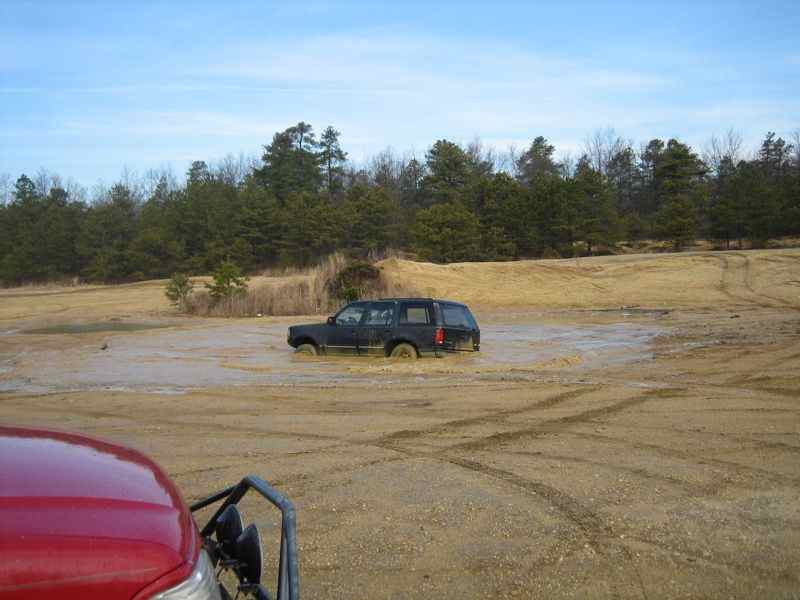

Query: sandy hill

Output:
[379, 249, 800, 310]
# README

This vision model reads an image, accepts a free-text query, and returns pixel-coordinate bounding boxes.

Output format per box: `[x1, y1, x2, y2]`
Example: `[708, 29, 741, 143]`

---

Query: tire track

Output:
[601, 422, 800, 455]
[438, 455, 650, 600]
[624, 534, 800, 585]
[714, 252, 799, 310]
[2, 400, 348, 443]
[378, 386, 598, 447]
[505, 449, 712, 495]
[449, 388, 683, 453]
[442, 455, 609, 535]
[712, 254, 754, 306]
[568, 431, 800, 487]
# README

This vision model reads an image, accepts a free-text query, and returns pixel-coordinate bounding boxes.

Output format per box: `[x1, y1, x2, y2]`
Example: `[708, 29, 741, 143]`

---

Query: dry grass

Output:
[0, 276, 85, 292]
[184, 253, 420, 317]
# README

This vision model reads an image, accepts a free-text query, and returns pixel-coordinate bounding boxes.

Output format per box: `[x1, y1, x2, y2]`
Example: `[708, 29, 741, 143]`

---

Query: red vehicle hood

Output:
[0, 426, 198, 600]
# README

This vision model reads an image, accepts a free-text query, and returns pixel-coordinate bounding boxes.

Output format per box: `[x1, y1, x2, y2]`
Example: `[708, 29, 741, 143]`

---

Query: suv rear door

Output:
[436, 302, 480, 352]
[397, 301, 436, 353]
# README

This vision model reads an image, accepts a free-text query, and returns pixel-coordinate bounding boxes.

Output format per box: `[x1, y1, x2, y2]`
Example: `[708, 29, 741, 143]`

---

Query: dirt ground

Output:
[1, 249, 799, 599]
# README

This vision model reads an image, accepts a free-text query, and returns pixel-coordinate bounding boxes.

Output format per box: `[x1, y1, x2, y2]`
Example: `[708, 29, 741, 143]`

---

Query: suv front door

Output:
[327, 302, 367, 354]
[357, 301, 396, 355]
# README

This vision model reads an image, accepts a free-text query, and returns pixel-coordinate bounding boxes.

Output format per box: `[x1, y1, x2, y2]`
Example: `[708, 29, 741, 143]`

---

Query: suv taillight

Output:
[434, 327, 444, 345]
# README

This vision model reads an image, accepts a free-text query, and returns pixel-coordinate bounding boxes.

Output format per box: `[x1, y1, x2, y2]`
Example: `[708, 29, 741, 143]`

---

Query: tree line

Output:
[1, 123, 799, 285]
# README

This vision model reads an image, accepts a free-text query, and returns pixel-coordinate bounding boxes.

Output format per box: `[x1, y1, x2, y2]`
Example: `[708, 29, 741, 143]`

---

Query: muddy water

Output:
[0, 317, 662, 394]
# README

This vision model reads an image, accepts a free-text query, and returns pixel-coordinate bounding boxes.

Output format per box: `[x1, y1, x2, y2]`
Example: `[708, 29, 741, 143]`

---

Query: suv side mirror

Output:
[326, 316, 336, 326]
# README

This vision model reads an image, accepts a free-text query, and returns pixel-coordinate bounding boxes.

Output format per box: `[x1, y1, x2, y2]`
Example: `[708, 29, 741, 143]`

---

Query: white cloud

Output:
[202, 31, 668, 95]
[184, 30, 677, 158]
[6, 27, 795, 184]
[60, 111, 284, 138]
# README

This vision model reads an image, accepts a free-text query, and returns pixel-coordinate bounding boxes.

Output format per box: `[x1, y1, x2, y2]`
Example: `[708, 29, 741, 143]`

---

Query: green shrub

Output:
[165, 273, 194, 308]
[326, 260, 380, 302]
[206, 261, 248, 303]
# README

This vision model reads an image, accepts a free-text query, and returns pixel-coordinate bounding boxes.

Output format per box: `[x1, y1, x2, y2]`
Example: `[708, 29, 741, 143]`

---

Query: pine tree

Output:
[571, 157, 620, 255]
[319, 126, 348, 200]
[515, 137, 561, 186]
[255, 123, 322, 201]
[412, 202, 481, 262]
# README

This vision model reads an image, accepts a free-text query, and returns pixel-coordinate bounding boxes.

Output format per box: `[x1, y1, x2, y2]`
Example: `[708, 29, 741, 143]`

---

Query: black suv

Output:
[287, 298, 480, 359]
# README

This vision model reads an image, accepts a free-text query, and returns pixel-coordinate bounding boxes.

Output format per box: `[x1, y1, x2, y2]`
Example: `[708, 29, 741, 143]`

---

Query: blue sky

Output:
[1, 0, 798, 188]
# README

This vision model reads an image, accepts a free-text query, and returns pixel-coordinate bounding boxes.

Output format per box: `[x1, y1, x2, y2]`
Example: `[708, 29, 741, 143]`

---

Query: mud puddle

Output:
[1, 316, 663, 394]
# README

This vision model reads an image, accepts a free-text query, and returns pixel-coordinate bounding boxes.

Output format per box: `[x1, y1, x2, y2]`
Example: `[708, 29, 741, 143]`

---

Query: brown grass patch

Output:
[184, 253, 419, 317]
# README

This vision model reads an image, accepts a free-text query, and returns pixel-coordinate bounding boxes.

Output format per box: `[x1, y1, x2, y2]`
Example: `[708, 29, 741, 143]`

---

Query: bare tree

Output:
[63, 178, 87, 202]
[368, 147, 402, 190]
[0, 173, 11, 205]
[398, 151, 425, 203]
[703, 128, 744, 176]
[503, 144, 522, 178]
[213, 153, 251, 187]
[791, 129, 800, 166]
[494, 145, 515, 175]
[558, 152, 576, 179]
[465, 137, 496, 176]
[117, 166, 146, 204]
[33, 167, 61, 197]
[584, 127, 629, 175]
[143, 165, 179, 200]
[90, 180, 110, 205]
[343, 163, 369, 189]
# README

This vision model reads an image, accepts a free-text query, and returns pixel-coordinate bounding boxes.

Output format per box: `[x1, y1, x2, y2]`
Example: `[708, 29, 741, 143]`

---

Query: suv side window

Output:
[441, 304, 477, 329]
[399, 302, 432, 325]
[335, 303, 366, 326]
[363, 302, 395, 326]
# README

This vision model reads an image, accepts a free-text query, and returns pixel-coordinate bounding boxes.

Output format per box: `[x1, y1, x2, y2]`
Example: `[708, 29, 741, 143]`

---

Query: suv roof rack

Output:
[375, 297, 467, 305]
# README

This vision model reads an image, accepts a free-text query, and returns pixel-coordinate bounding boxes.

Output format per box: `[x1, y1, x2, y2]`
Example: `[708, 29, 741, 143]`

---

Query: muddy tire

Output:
[390, 343, 418, 359]
[295, 343, 318, 356]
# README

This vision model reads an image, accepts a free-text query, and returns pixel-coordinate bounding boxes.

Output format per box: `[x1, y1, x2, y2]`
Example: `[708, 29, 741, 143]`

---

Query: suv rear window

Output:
[441, 304, 477, 329]
[399, 302, 432, 325]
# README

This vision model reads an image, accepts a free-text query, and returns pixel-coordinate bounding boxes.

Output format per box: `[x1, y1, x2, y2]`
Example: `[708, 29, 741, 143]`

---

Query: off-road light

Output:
[215, 504, 244, 556]
[235, 524, 263, 585]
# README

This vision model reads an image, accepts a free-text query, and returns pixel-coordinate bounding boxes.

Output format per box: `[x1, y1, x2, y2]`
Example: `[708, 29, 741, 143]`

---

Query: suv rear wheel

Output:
[390, 343, 418, 359]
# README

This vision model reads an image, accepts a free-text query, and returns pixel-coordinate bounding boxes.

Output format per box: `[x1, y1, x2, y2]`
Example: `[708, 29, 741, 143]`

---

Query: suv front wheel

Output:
[295, 343, 318, 356]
